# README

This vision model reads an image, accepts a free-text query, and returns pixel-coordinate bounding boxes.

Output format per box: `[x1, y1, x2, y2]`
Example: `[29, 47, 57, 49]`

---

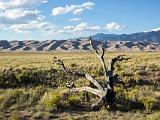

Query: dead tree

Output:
[54, 37, 130, 110]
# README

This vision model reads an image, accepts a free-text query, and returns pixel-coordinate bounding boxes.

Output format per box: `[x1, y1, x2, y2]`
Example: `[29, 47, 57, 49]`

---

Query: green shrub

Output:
[28, 86, 46, 106]
[125, 86, 158, 111]
[0, 68, 73, 88]
[140, 96, 156, 112]
[67, 95, 81, 106]
[114, 87, 126, 100]
[0, 90, 23, 109]
[39, 91, 61, 111]
[125, 86, 140, 100]
[0, 96, 5, 105]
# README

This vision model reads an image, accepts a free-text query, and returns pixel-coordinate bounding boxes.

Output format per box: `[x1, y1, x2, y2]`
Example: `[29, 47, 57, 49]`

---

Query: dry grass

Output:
[0, 51, 160, 70]
[0, 51, 160, 120]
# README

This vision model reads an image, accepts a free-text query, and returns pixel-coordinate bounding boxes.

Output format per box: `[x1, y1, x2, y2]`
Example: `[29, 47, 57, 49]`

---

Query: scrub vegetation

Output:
[0, 51, 160, 120]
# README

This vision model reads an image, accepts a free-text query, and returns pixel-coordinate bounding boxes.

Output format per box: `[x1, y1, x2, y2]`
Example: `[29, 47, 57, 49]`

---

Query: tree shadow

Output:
[114, 96, 145, 112]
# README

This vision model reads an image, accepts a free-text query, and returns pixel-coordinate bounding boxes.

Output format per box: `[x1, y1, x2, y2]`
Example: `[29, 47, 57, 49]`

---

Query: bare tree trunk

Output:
[54, 37, 130, 110]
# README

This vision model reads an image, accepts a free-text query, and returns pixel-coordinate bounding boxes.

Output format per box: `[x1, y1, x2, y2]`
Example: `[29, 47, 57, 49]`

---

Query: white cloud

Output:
[8, 21, 54, 33]
[9, 21, 38, 33]
[143, 27, 160, 32]
[73, 8, 83, 15]
[105, 22, 126, 32]
[42, 0, 48, 3]
[7, 21, 100, 37]
[63, 22, 100, 32]
[0, 0, 46, 29]
[82, 2, 94, 9]
[45, 22, 100, 36]
[0, 0, 53, 35]
[51, 2, 94, 16]
[63, 26, 74, 30]
[0, 0, 48, 9]
[0, 9, 44, 24]
[37, 22, 53, 31]
[0, 23, 5, 28]
[69, 17, 81, 22]
[151, 27, 160, 32]
[0, 1, 99, 37]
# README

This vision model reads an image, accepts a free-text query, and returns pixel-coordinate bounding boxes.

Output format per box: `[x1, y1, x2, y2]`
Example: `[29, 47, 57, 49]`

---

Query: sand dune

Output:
[0, 39, 160, 51]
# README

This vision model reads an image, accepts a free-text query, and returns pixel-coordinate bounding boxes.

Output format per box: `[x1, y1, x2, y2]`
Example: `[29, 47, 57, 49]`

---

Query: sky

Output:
[0, 0, 160, 40]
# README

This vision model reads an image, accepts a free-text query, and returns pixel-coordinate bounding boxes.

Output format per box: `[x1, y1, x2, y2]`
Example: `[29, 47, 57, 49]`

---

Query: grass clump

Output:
[0, 90, 23, 109]
[125, 86, 159, 111]
[39, 90, 61, 111]
[67, 95, 81, 106]
[28, 86, 46, 106]
[140, 96, 156, 112]
[137, 86, 158, 111]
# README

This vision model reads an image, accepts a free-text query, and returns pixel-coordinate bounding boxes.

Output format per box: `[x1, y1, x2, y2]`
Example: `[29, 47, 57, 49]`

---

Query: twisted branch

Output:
[89, 37, 108, 82]
[53, 57, 104, 92]
[71, 86, 104, 97]
[54, 37, 131, 109]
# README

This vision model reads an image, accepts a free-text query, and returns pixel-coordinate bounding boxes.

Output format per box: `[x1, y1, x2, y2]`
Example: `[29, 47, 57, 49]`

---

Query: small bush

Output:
[0, 96, 5, 105]
[140, 96, 156, 112]
[125, 86, 158, 111]
[28, 86, 46, 106]
[67, 95, 81, 106]
[0, 68, 75, 88]
[0, 90, 23, 109]
[39, 91, 61, 111]
[90, 66, 104, 77]
[125, 86, 140, 101]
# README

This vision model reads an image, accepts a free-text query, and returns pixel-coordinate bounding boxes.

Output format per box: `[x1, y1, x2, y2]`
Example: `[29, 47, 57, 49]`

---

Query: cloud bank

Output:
[51, 2, 94, 16]
[105, 22, 126, 32]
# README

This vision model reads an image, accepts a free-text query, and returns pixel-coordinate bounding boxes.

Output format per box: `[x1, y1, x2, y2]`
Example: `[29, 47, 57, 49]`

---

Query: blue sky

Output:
[0, 0, 160, 40]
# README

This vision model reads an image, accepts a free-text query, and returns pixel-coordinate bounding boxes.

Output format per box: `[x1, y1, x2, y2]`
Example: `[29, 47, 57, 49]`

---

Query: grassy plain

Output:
[0, 51, 160, 69]
[0, 51, 160, 120]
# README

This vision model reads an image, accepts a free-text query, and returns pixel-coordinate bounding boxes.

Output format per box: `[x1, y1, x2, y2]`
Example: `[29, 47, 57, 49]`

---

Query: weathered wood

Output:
[108, 55, 131, 77]
[54, 36, 131, 110]
[90, 37, 108, 83]
[71, 86, 103, 97]
[54, 57, 103, 91]
[85, 74, 103, 91]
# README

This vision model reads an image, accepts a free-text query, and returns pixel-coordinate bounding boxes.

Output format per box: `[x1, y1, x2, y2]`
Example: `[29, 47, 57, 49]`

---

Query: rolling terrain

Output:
[0, 39, 160, 51]
[0, 30, 160, 51]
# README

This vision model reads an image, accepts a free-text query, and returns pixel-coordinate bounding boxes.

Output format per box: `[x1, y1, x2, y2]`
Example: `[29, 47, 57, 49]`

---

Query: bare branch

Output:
[108, 55, 131, 75]
[71, 86, 103, 97]
[53, 44, 131, 109]
[89, 36, 105, 59]
[54, 57, 103, 91]
[101, 45, 105, 59]
[85, 74, 103, 91]
[89, 37, 108, 82]
[53, 57, 67, 72]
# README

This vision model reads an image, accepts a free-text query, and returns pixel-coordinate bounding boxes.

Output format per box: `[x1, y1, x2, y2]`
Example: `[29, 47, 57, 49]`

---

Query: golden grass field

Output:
[0, 51, 160, 69]
[0, 51, 160, 120]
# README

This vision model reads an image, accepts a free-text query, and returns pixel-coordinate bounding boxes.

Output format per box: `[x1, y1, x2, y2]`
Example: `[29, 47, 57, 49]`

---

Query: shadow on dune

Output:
[71, 41, 81, 49]
[35, 40, 56, 51]
[48, 40, 67, 50]
[10, 41, 25, 51]
[0, 40, 11, 49]
[22, 46, 32, 51]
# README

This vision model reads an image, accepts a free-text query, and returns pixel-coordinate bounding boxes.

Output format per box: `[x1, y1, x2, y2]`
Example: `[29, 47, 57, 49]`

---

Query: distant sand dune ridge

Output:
[0, 39, 160, 51]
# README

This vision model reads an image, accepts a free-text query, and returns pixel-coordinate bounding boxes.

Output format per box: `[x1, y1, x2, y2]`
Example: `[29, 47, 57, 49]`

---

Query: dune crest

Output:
[0, 39, 160, 51]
